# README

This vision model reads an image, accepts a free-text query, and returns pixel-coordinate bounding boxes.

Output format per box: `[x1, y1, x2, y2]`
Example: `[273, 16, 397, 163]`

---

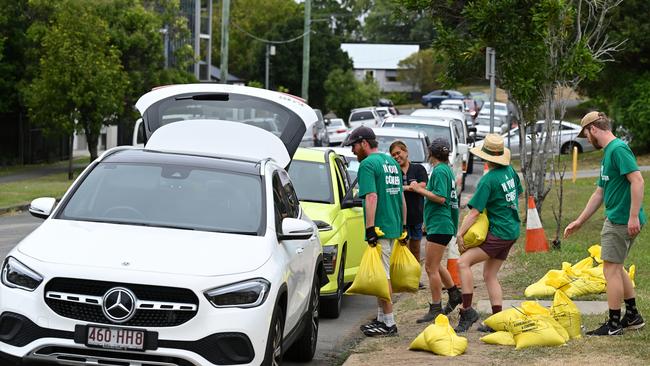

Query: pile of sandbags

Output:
[480, 291, 581, 349]
[524, 245, 635, 299]
[409, 315, 468, 356]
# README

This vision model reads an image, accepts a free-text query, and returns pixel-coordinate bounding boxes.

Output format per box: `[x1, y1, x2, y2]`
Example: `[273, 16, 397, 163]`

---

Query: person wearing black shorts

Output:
[411, 138, 462, 323]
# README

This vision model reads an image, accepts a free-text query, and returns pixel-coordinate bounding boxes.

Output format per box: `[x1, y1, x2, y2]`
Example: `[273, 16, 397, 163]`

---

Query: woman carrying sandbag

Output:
[410, 138, 462, 323]
[454, 133, 523, 333]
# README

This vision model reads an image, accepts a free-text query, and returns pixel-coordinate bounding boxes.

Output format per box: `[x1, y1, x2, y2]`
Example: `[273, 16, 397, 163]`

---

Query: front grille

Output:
[45, 278, 199, 327]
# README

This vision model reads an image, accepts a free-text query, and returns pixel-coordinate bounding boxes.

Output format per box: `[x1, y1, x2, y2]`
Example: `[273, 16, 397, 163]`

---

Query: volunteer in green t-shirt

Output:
[454, 133, 523, 333]
[565, 111, 646, 336]
[410, 138, 462, 323]
[342, 126, 406, 337]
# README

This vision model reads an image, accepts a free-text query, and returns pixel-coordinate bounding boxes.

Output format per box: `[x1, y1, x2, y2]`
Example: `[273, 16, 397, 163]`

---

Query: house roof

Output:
[341, 43, 419, 70]
[210, 65, 244, 83]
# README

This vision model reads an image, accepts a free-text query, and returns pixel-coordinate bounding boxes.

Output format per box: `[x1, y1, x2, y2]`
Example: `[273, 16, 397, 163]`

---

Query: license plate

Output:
[86, 326, 145, 350]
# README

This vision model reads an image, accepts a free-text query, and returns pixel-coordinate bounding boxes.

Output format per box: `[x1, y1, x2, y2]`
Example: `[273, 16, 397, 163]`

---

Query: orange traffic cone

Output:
[447, 237, 461, 286]
[483, 162, 489, 175]
[525, 196, 549, 253]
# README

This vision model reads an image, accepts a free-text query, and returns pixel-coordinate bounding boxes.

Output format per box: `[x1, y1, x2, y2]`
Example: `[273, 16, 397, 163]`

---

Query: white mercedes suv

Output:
[0, 85, 327, 366]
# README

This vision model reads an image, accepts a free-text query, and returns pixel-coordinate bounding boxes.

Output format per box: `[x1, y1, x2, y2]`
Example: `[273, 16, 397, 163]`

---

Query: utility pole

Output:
[486, 47, 496, 133]
[265, 44, 276, 89]
[220, 0, 231, 84]
[301, 0, 311, 101]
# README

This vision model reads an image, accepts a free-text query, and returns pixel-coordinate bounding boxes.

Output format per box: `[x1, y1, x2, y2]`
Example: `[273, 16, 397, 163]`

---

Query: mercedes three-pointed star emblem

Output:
[102, 287, 137, 323]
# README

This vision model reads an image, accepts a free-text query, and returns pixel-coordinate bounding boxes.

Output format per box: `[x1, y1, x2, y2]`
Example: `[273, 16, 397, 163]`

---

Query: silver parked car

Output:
[480, 120, 595, 157]
[325, 118, 348, 145]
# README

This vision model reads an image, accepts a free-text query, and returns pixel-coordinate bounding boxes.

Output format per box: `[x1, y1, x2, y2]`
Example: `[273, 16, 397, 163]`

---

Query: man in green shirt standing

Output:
[565, 111, 646, 336]
[342, 126, 407, 337]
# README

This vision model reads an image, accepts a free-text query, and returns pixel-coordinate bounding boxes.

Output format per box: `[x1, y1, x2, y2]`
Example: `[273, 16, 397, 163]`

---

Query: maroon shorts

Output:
[479, 232, 516, 260]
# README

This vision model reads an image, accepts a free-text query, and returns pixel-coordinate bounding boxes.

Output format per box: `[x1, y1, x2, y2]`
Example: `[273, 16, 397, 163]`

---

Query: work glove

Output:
[366, 226, 380, 246]
[398, 225, 409, 244]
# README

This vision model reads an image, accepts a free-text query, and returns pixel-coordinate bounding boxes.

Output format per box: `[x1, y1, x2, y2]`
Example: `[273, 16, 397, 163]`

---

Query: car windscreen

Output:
[375, 136, 427, 163]
[328, 119, 344, 127]
[350, 111, 374, 122]
[143, 93, 301, 140]
[59, 162, 264, 235]
[287, 160, 334, 204]
[383, 122, 452, 147]
[475, 118, 492, 126]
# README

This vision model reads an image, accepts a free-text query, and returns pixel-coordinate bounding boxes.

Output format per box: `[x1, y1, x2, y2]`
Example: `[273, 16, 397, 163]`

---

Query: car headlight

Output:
[204, 279, 270, 308]
[1, 257, 43, 291]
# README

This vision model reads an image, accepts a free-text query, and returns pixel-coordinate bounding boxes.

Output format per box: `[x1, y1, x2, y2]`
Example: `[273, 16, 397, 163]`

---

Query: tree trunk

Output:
[86, 128, 99, 162]
[68, 134, 74, 180]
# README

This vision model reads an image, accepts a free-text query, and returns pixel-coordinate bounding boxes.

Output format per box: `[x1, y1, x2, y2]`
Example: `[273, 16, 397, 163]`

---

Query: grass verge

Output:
[0, 169, 85, 208]
[497, 170, 650, 362]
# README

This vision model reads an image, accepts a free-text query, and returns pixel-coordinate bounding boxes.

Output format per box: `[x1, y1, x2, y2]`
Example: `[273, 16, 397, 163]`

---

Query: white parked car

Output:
[347, 107, 382, 129]
[477, 101, 511, 127]
[1, 84, 327, 366]
[325, 118, 348, 145]
[473, 116, 509, 140]
[380, 115, 468, 191]
[439, 99, 464, 113]
[371, 127, 432, 176]
[478, 120, 596, 157]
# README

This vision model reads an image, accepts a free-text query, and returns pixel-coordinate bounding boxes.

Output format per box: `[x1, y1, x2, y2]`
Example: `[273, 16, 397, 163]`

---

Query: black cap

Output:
[342, 126, 376, 146]
[429, 137, 451, 156]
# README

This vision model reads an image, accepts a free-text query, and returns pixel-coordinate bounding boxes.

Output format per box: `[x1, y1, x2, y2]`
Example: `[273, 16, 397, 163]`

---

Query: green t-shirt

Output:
[468, 165, 522, 240]
[358, 152, 404, 238]
[423, 163, 458, 235]
[598, 138, 647, 225]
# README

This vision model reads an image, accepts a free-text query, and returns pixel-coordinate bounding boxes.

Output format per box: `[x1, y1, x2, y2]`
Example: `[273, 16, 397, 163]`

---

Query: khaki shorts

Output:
[378, 238, 394, 279]
[601, 218, 639, 264]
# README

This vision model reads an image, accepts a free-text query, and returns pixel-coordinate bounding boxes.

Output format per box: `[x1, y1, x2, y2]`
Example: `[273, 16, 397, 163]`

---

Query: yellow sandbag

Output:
[509, 317, 566, 349]
[462, 209, 488, 248]
[588, 244, 602, 264]
[627, 265, 636, 287]
[345, 244, 391, 302]
[572, 256, 595, 271]
[480, 331, 516, 346]
[484, 308, 526, 332]
[550, 290, 582, 339]
[521, 301, 569, 341]
[562, 265, 606, 298]
[545, 265, 573, 292]
[390, 241, 421, 293]
[409, 315, 467, 356]
[525, 268, 567, 298]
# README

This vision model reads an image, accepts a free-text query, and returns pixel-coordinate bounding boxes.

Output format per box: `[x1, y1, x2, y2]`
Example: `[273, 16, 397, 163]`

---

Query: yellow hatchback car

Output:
[288, 148, 365, 318]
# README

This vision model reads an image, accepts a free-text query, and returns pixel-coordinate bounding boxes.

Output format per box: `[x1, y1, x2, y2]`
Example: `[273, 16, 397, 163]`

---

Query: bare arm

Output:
[564, 187, 603, 238]
[410, 182, 445, 204]
[627, 171, 644, 236]
[364, 192, 377, 228]
[456, 208, 480, 253]
[403, 181, 426, 192]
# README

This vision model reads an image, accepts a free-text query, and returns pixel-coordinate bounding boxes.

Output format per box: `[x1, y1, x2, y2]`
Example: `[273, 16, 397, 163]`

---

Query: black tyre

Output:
[561, 141, 581, 155]
[285, 273, 319, 362]
[263, 305, 284, 366]
[426, 101, 433, 109]
[320, 251, 345, 319]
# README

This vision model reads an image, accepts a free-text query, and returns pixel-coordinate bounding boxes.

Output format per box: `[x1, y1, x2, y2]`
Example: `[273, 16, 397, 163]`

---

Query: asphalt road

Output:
[0, 159, 483, 365]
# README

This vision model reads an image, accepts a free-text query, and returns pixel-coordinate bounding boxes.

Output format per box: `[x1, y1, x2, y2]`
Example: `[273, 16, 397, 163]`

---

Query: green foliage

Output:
[24, 0, 128, 160]
[0, 0, 29, 115]
[611, 73, 650, 152]
[324, 68, 380, 120]
[362, 0, 435, 44]
[247, 80, 263, 88]
[397, 48, 444, 92]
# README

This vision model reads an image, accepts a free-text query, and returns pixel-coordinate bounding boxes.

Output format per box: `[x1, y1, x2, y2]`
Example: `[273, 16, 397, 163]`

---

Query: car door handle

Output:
[296, 248, 304, 254]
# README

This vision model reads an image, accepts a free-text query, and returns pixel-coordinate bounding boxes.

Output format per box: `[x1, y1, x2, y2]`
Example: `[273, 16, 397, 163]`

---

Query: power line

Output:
[231, 21, 309, 44]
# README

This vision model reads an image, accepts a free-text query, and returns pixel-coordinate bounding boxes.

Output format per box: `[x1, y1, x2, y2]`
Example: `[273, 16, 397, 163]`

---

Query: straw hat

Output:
[470, 133, 511, 166]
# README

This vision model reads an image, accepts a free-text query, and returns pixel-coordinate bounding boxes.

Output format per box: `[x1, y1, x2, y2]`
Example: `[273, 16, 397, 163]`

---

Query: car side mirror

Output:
[467, 126, 477, 133]
[341, 197, 363, 209]
[278, 218, 314, 241]
[29, 197, 56, 219]
[457, 143, 469, 156]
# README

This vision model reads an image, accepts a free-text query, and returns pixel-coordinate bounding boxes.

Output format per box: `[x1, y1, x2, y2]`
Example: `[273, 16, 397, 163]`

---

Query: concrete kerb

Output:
[0, 204, 30, 217]
[477, 298, 608, 315]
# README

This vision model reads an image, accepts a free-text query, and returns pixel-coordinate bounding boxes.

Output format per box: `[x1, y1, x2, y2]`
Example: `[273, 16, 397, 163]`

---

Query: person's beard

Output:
[590, 138, 602, 150]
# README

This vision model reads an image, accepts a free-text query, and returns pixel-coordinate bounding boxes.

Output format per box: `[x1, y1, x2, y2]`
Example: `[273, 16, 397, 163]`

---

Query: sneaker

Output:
[586, 321, 623, 336]
[418, 282, 426, 290]
[416, 303, 443, 324]
[454, 307, 479, 333]
[443, 288, 462, 315]
[622, 313, 645, 330]
[477, 323, 495, 333]
[359, 318, 382, 331]
[362, 322, 398, 337]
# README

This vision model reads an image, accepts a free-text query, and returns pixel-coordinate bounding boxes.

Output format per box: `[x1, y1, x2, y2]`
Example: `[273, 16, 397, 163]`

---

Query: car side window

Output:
[272, 173, 289, 232]
[334, 156, 351, 200]
[277, 170, 300, 219]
